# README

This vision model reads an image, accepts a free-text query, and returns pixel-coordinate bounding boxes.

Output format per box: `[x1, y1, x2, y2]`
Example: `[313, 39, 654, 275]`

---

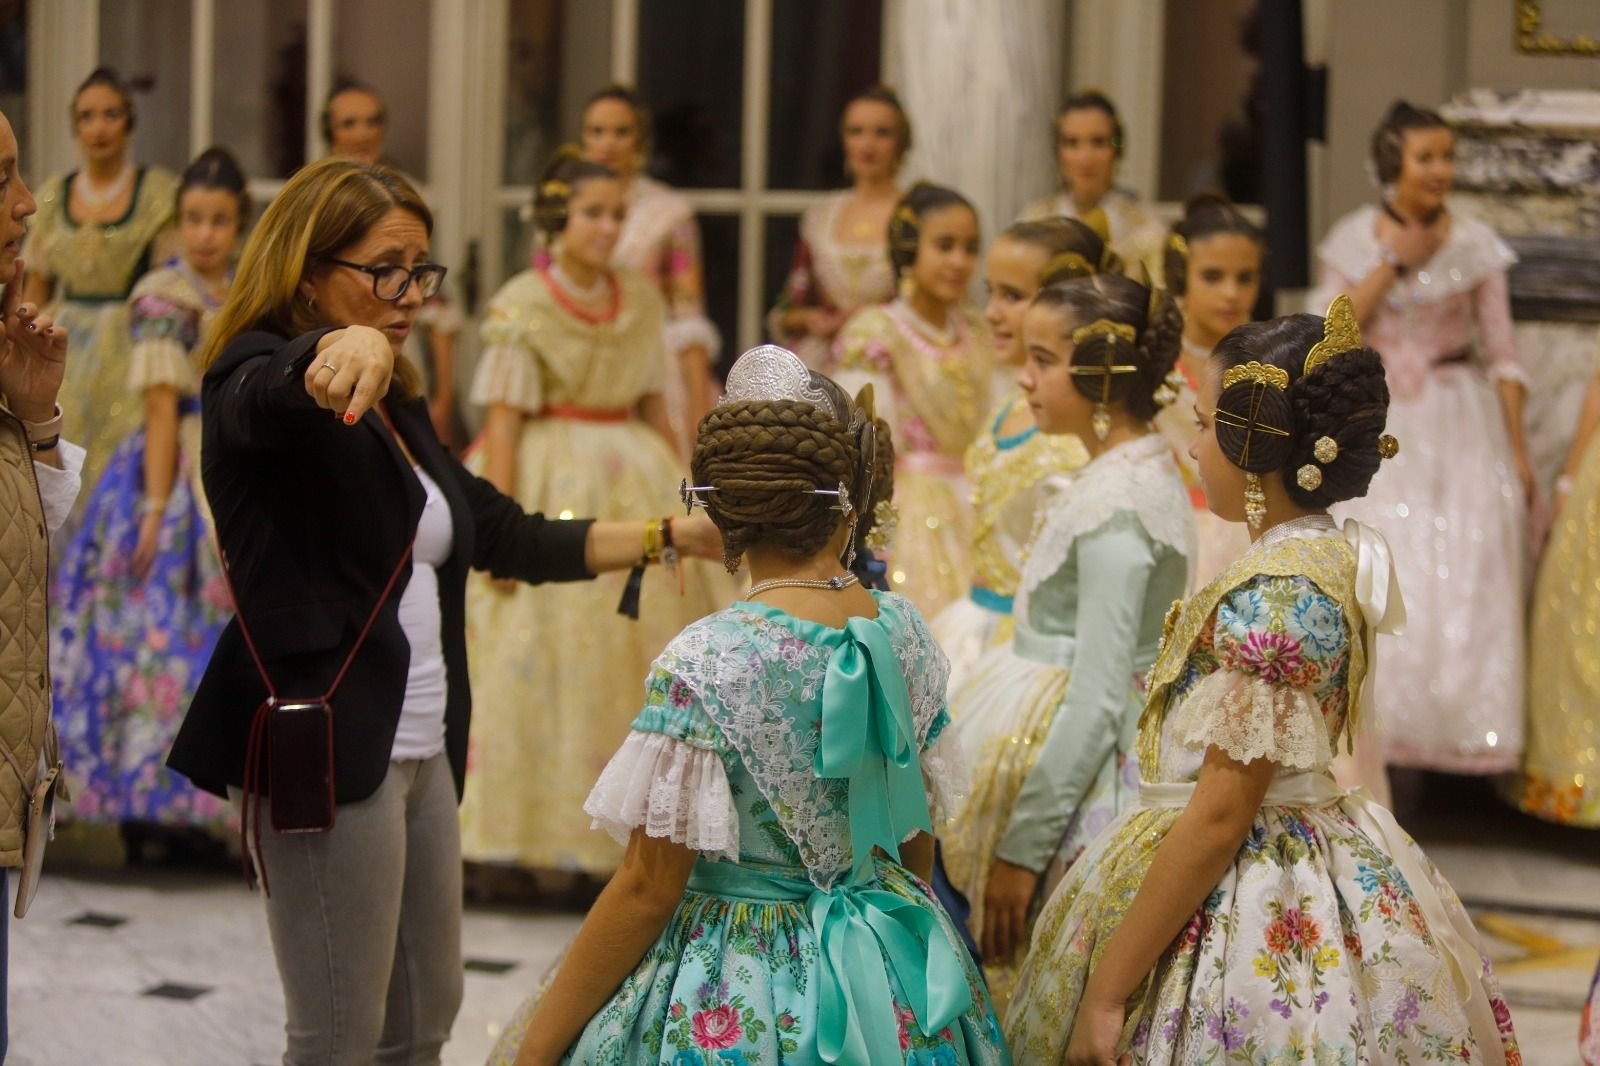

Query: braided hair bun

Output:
[533, 145, 616, 239]
[690, 400, 864, 573]
[1032, 273, 1183, 421]
[1212, 314, 1392, 504]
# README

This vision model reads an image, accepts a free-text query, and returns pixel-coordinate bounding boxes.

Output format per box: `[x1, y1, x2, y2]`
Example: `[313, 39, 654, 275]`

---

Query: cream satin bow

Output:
[1342, 517, 1406, 637]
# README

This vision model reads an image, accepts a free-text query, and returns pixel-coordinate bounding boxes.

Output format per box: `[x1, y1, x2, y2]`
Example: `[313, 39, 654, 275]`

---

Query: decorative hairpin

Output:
[538, 179, 571, 200]
[1041, 251, 1094, 283]
[1070, 319, 1137, 347]
[865, 499, 898, 553]
[1167, 232, 1189, 258]
[1378, 434, 1400, 459]
[1221, 361, 1289, 392]
[1153, 368, 1187, 409]
[808, 482, 852, 514]
[1302, 294, 1363, 377]
[679, 478, 716, 514]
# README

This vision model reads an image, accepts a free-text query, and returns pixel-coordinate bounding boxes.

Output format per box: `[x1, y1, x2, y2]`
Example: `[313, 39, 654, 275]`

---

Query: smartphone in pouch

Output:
[268, 700, 336, 833]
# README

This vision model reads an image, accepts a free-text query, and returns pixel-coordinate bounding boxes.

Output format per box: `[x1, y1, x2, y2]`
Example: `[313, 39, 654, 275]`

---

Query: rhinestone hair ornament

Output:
[680, 344, 870, 515]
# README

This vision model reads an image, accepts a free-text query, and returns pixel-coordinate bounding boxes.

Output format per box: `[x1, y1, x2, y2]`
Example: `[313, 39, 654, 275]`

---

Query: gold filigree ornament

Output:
[1313, 435, 1340, 464]
[1153, 368, 1187, 409]
[1378, 434, 1400, 459]
[1296, 463, 1324, 492]
[865, 498, 899, 553]
[1167, 231, 1189, 259]
[1041, 250, 1094, 283]
[1244, 473, 1267, 531]
[1068, 320, 1139, 442]
[1302, 293, 1363, 377]
[1220, 361, 1290, 392]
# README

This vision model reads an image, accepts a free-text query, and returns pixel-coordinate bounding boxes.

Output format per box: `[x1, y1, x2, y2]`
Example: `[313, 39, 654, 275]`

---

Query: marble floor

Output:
[7, 773, 1596, 1065]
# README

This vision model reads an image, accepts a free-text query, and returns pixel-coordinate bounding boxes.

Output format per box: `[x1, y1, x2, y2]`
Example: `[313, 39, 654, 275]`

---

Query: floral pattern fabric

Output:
[1005, 531, 1521, 1065]
[50, 264, 232, 824]
[488, 594, 1010, 1065]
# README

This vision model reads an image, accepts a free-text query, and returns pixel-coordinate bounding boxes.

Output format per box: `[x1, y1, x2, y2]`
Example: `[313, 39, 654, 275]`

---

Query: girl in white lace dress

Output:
[940, 274, 1193, 1012]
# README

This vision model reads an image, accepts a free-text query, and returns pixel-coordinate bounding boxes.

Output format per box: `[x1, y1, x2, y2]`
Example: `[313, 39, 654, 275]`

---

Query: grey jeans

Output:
[233, 754, 464, 1066]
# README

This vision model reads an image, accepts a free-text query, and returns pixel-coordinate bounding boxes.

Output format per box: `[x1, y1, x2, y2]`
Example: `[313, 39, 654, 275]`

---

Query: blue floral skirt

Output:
[51, 428, 231, 824]
[488, 858, 1012, 1065]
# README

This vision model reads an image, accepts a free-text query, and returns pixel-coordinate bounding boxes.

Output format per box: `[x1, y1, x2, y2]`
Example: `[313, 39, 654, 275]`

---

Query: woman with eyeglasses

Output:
[457, 147, 733, 886]
[165, 157, 722, 1065]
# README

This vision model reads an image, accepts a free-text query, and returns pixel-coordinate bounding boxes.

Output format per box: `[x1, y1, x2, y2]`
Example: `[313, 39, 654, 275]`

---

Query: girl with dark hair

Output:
[458, 148, 733, 877]
[768, 85, 909, 370]
[931, 216, 1112, 691]
[50, 147, 249, 843]
[1006, 299, 1519, 1066]
[22, 67, 179, 539]
[490, 344, 1009, 1066]
[1018, 90, 1164, 279]
[1157, 193, 1265, 584]
[941, 274, 1193, 1012]
[576, 84, 719, 456]
[832, 181, 992, 618]
[1314, 99, 1533, 775]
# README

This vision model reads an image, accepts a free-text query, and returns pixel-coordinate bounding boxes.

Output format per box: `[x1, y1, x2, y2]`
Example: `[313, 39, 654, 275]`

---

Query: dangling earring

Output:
[1244, 473, 1267, 532]
[898, 274, 916, 301]
[842, 514, 859, 570]
[1091, 403, 1111, 442]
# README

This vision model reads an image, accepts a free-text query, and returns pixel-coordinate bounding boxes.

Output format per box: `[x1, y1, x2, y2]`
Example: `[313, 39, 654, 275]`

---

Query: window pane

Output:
[334, 0, 430, 180]
[214, 0, 309, 180]
[99, 0, 193, 173]
[699, 213, 740, 374]
[503, 0, 613, 185]
[636, 0, 744, 190]
[0, 5, 26, 180]
[763, 212, 801, 339]
[766, 0, 882, 190]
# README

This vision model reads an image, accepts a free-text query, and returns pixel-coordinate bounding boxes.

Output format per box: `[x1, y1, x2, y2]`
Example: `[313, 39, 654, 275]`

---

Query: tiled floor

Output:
[8, 775, 1596, 1065]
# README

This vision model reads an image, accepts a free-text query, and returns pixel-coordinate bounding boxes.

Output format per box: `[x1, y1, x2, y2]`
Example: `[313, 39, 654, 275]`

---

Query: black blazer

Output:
[167, 328, 595, 805]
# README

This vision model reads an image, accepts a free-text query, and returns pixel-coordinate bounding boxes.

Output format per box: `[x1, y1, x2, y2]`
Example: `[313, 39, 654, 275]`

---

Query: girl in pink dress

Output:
[1312, 101, 1535, 775]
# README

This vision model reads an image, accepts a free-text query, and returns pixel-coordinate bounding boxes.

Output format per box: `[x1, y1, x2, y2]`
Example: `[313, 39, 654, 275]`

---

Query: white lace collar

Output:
[1017, 433, 1195, 606]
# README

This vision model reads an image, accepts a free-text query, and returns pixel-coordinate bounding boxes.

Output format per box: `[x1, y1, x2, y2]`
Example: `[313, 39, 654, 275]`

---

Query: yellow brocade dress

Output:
[26, 167, 178, 545]
[832, 299, 994, 618]
[458, 268, 733, 872]
[1006, 518, 1520, 1065]
[1512, 423, 1600, 827]
[930, 394, 1088, 695]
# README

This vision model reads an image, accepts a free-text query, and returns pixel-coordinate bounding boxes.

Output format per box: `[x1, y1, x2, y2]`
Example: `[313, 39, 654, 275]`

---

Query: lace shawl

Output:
[1016, 434, 1194, 612]
[1314, 204, 1517, 304]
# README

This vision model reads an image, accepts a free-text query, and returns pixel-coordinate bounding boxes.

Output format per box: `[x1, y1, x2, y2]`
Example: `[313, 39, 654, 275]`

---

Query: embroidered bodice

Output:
[126, 262, 224, 398]
[29, 167, 179, 301]
[586, 592, 956, 891]
[965, 395, 1088, 595]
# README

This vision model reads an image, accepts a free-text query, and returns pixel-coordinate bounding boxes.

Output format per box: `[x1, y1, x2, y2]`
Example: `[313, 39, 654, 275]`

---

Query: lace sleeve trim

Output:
[917, 727, 966, 831]
[1169, 668, 1334, 772]
[128, 338, 197, 394]
[583, 730, 740, 861]
[468, 342, 542, 412]
[663, 314, 721, 360]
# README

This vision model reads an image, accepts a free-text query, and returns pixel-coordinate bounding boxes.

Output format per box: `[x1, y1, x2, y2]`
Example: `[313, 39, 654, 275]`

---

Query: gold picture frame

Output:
[1515, 0, 1600, 55]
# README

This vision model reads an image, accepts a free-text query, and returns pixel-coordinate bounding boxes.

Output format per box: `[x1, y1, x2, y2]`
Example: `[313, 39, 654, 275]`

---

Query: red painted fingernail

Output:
[344, 413, 356, 425]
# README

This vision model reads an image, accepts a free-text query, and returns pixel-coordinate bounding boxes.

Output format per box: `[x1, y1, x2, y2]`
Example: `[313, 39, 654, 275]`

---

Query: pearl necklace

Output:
[1180, 336, 1214, 360]
[550, 261, 609, 303]
[73, 161, 135, 209]
[895, 299, 957, 347]
[747, 573, 860, 597]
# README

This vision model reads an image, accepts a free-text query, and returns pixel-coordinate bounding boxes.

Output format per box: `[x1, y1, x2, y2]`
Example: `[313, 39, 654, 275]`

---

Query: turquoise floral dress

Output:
[489, 591, 1010, 1065]
[1005, 516, 1521, 1065]
[50, 262, 232, 824]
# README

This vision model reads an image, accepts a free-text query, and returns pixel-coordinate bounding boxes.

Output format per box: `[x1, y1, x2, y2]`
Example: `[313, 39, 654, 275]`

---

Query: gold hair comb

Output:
[1221, 361, 1290, 391]
[1167, 232, 1189, 258]
[538, 179, 571, 200]
[1041, 251, 1094, 283]
[1303, 294, 1362, 377]
[1069, 319, 1137, 346]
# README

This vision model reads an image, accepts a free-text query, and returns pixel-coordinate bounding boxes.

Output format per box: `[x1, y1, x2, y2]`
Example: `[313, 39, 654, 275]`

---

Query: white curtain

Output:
[884, 0, 1065, 240]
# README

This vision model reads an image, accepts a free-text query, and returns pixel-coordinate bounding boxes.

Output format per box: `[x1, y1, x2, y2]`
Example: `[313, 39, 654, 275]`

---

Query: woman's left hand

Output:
[982, 858, 1040, 962]
[672, 515, 724, 562]
[1066, 993, 1130, 1066]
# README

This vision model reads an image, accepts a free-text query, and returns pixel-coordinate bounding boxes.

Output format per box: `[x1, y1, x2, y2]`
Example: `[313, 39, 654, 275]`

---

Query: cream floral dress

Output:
[1006, 515, 1521, 1065]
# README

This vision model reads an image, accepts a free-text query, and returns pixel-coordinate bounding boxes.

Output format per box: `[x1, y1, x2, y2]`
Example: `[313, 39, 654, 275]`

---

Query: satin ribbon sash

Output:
[898, 451, 966, 477]
[1339, 518, 1406, 744]
[967, 585, 1013, 615]
[539, 403, 631, 422]
[1137, 772, 1506, 1065]
[687, 858, 974, 1065]
[815, 616, 932, 865]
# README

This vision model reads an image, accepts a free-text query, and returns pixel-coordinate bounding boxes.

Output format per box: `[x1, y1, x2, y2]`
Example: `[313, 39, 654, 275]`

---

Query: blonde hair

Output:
[197, 156, 432, 398]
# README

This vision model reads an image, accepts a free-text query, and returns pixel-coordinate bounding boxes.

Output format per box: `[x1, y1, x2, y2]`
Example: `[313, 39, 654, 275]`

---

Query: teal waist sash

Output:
[968, 585, 1013, 615]
[688, 856, 973, 1065]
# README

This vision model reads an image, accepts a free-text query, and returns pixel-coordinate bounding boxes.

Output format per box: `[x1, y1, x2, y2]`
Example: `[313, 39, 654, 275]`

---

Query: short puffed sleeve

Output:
[127, 290, 200, 394]
[1168, 574, 1352, 772]
[469, 287, 545, 412]
[583, 651, 740, 860]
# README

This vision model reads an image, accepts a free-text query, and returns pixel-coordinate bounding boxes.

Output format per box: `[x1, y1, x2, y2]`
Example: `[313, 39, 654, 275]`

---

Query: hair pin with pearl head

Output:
[679, 478, 852, 515]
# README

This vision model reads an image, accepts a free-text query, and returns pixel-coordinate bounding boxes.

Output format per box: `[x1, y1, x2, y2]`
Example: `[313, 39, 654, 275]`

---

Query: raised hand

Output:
[305, 325, 394, 424]
[0, 259, 68, 422]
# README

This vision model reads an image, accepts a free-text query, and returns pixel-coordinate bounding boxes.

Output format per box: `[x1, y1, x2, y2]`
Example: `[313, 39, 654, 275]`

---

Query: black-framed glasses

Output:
[325, 258, 448, 301]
